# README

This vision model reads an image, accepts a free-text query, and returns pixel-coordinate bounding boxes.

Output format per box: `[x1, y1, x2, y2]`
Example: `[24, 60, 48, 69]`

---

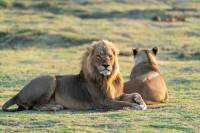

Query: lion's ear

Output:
[132, 48, 138, 56]
[111, 47, 119, 55]
[152, 47, 158, 55]
[86, 44, 94, 55]
[87, 41, 99, 54]
[114, 49, 119, 55]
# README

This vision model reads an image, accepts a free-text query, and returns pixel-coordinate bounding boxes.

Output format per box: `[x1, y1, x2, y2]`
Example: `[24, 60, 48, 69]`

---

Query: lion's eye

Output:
[109, 55, 113, 59]
[96, 55, 101, 60]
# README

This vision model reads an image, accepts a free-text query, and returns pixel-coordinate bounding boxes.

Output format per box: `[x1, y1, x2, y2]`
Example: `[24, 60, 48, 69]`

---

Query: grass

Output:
[0, 0, 200, 132]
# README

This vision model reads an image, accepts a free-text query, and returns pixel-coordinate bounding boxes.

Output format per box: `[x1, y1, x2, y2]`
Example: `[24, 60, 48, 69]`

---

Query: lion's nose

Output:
[103, 64, 110, 68]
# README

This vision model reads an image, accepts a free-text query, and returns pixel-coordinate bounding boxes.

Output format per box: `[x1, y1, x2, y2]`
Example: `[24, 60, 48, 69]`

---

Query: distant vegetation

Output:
[0, 0, 199, 132]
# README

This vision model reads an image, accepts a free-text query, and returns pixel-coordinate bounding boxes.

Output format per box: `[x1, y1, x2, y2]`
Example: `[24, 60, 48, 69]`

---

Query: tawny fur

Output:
[2, 40, 147, 112]
[124, 47, 168, 105]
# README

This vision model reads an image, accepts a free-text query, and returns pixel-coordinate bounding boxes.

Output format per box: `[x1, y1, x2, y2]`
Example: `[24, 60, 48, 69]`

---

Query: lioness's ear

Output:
[152, 47, 158, 55]
[132, 48, 138, 56]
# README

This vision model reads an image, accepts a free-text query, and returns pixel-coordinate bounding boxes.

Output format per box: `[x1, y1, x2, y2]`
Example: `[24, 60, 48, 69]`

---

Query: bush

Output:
[12, 2, 27, 9]
[0, 0, 13, 8]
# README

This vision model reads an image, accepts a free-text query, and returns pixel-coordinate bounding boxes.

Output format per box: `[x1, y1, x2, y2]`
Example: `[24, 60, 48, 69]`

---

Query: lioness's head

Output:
[132, 47, 158, 66]
[83, 40, 119, 78]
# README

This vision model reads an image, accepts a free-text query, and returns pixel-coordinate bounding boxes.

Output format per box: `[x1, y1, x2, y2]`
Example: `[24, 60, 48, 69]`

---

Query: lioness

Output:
[2, 40, 147, 112]
[124, 47, 168, 105]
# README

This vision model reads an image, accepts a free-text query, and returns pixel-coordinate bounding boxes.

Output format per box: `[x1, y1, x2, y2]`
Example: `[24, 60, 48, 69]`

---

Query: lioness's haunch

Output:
[2, 40, 147, 112]
[124, 47, 168, 105]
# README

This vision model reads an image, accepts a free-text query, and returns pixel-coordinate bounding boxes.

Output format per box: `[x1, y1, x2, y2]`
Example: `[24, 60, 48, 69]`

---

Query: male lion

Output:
[2, 40, 147, 112]
[124, 47, 168, 105]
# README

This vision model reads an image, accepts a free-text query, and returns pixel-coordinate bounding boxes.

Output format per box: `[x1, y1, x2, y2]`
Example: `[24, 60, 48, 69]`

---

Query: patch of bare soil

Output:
[152, 15, 186, 22]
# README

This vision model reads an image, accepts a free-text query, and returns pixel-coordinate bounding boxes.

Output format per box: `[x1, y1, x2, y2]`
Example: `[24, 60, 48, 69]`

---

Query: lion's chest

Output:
[105, 85, 121, 100]
[106, 88, 115, 99]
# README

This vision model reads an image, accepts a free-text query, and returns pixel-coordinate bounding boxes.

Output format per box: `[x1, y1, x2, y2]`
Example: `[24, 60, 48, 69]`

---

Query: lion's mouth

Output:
[100, 69, 111, 76]
[97, 65, 112, 76]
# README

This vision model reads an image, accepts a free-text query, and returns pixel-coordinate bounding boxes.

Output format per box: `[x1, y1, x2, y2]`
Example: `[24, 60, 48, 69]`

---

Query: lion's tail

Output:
[2, 95, 20, 112]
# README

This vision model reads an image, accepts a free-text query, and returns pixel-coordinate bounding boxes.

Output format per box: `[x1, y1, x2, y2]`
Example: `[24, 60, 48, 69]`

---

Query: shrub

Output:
[0, 0, 13, 8]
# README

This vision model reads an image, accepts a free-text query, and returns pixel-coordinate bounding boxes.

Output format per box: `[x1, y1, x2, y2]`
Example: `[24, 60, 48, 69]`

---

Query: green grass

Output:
[0, 0, 200, 132]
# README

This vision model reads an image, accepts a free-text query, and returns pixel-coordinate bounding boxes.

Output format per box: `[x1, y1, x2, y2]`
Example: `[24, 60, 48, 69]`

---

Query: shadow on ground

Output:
[149, 124, 193, 132]
[31, 2, 166, 20]
[169, 51, 200, 60]
[0, 29, 96, 49]
[8, 1, 168, 20]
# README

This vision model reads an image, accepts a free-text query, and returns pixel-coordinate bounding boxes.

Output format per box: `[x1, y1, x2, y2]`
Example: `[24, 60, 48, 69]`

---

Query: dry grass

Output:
[0, 0, 200, 132]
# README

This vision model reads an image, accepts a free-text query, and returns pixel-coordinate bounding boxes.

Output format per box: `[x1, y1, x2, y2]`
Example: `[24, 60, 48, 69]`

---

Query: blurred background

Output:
[0, 0, 199, 132]
[0, 0, 200, 53]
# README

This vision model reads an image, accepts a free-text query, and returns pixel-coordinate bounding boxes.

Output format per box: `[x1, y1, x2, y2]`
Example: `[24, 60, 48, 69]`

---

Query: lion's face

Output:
[85, 40, 119, 77]
[93, 44, 115, 76]
[132, 47, 158, 66]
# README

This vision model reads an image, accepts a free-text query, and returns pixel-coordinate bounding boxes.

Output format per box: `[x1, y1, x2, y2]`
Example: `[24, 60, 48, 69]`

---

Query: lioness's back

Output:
[125, 74, 167, 103]
[124, 47, 168, 105]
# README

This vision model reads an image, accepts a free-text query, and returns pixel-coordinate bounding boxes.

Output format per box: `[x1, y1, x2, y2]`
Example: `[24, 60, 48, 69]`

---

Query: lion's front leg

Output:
[117, 93, 147, 110]
[98, 98, 146, 110]
[98, 100, 135, 110]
